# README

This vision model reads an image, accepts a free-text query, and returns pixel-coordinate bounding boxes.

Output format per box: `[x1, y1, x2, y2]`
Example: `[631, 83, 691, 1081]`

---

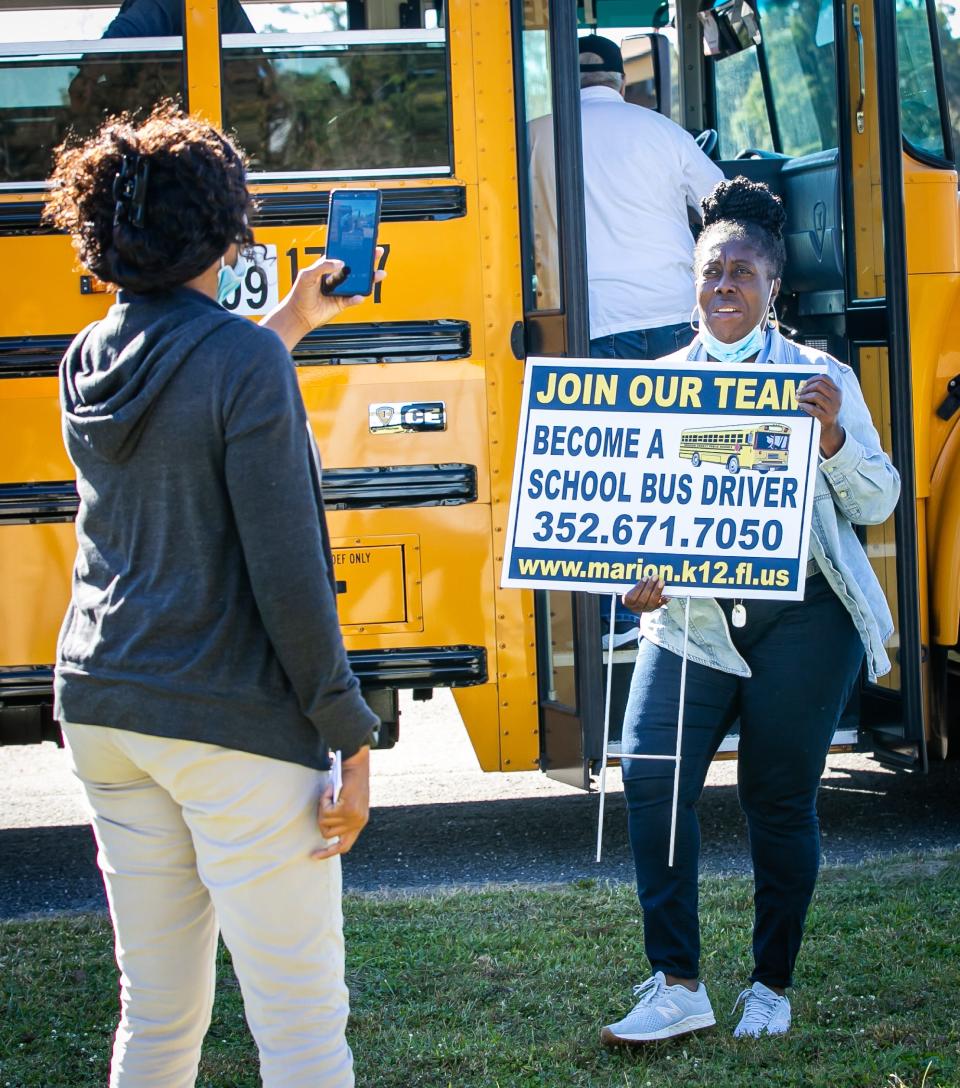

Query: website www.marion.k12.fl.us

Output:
[512, 552, 795, 590]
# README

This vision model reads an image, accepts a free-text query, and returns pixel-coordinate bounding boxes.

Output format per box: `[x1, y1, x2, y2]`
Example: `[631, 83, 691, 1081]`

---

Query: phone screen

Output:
[325, 190, 381, 296]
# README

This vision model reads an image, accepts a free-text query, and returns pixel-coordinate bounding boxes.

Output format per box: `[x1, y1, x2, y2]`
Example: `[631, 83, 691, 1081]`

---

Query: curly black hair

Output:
[694, 176, 787, 280]
[45, 101, 254, 293]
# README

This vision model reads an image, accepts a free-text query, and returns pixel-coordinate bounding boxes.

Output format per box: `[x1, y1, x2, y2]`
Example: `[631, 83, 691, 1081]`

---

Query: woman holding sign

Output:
[601, 178, 899, 1045]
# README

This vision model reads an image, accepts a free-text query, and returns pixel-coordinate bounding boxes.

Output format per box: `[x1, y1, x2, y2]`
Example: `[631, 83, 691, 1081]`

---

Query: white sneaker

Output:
[601, 971, 716, 1045]
[732, 981, 792, 1037]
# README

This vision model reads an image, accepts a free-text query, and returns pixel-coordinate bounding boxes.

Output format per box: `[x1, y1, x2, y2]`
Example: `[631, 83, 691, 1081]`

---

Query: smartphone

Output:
[322, 188, 382, 296]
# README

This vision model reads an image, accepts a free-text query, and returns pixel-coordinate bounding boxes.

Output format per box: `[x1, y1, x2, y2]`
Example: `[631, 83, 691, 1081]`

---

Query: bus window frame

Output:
[219, 23, 456, 183]
[509, 7, 542, 318]
[0, 16, 186, 191]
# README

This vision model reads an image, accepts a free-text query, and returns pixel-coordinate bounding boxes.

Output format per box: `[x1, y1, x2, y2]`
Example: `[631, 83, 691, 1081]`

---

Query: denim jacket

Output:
[640, 328, 901, 681]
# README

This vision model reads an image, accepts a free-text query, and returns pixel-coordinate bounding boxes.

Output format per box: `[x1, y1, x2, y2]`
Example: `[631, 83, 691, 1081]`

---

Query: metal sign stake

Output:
[596, 595, 690, 869]
[595, 593, 618, 864]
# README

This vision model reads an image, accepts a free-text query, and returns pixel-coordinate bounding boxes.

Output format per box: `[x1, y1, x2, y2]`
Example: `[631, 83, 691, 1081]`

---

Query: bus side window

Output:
[0, 2, 184, 186]
[221, 0, 450, 180]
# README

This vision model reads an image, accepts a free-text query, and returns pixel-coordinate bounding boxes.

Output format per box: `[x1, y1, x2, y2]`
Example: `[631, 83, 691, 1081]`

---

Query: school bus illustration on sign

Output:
[679, 423, 792, 475]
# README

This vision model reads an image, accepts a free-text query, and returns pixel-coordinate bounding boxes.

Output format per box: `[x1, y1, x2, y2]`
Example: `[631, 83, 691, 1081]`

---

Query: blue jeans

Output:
[589, 322, 694, 360]
[621, 574, 864, 988]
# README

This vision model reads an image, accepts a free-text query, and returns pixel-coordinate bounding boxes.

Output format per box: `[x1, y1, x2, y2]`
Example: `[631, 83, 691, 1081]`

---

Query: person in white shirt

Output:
[528, 34, 723, 359]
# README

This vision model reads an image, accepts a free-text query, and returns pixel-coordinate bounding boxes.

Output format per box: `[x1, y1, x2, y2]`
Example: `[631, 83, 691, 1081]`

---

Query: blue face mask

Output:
[696, 284, 775, 363]
[217, 252, 248, 307]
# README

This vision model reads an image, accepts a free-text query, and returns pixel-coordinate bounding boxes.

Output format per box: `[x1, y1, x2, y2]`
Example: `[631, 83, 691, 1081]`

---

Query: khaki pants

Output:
[62, 723, 353, 1088]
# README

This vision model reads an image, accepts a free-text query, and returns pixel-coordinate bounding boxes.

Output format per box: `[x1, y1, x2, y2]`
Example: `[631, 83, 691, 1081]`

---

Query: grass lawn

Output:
[1, 854, 958, 1088]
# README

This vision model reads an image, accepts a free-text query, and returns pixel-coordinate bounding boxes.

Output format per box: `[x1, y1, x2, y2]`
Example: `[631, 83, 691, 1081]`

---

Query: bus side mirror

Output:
[698, 0, 762, 58]
[621, 32, 672, 117]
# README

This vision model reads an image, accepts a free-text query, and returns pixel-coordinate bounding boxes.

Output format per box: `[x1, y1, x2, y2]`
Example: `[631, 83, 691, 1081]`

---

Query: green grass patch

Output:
[2, 855, 958, 1087]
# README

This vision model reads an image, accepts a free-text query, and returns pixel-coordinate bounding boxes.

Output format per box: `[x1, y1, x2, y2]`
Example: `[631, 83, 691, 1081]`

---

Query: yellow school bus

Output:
[0, 0, 957, 785]
[680, 422, 791, 473]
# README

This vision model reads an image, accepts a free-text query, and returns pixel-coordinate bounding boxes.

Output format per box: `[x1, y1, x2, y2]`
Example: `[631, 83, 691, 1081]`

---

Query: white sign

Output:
[501, 356, 825, 599]
[220, 244, 279, 316]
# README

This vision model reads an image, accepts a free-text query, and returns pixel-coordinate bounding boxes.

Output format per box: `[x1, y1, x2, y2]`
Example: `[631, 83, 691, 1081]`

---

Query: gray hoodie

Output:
[55, 286, 377, 767]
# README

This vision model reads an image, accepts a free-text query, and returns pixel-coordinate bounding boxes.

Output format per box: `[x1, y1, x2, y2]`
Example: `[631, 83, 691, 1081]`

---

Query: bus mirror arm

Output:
[936, 375, 960, 421]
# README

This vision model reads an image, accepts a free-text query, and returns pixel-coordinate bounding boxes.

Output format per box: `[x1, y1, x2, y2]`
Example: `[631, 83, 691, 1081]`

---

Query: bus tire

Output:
[726, 455, 740, 474]
[691, 452, 701, 467]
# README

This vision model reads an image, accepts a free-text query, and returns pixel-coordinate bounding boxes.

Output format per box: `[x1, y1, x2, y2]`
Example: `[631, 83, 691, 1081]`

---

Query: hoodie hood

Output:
[60, 287, 236, 463]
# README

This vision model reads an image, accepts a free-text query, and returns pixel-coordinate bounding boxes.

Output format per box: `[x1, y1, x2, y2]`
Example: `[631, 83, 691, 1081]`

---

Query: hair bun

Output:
[701, 176, 786, 239]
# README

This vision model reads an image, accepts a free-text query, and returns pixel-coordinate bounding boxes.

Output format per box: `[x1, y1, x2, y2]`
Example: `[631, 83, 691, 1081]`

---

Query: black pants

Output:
[621, 574, 864, 988]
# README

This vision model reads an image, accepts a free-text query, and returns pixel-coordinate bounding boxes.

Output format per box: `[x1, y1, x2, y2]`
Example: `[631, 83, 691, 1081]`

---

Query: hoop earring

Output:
[767, 302, 779, 330]
[690, 306, 701, 333]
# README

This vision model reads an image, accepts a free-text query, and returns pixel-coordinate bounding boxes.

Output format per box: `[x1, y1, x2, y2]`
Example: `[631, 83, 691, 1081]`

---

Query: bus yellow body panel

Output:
[0, 524, 75, 665]
[3, 0, 956, 766]
[0, 378, 70, 482]
[0, 235, 112, 335]
[184, 0, 221, 124]
[0, 0, 540, 772]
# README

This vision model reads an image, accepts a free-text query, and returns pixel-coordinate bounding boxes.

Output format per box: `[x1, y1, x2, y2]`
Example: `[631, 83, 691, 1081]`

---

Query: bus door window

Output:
[896, 0, 951, 160]
[523, 8, 682, 317]
[931, 0, 960, 167]
[0, 1, 184, 187]
[842, 0, 885, 300]
[856, 346, 902, 695]
[714, 44, 772, 156]
[520, 8, 561, 313]
[711, 0, 838, 160]
[541, 595, 577, 708]
[220, 0, 450, 178]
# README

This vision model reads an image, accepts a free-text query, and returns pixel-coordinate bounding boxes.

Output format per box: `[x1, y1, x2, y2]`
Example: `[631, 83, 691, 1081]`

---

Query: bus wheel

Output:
[691, 452, 701, 467]
[757, 466, 769, 474]
[726, 455, 740, 474]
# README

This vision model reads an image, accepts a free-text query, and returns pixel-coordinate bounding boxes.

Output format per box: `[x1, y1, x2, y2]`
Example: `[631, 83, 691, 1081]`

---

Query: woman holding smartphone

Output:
[48, 103, 381, 1088]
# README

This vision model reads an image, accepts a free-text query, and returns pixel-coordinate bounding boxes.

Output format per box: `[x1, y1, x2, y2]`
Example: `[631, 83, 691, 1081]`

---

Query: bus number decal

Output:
[285, 243, 390, 303]
[220, 245, 279, 315]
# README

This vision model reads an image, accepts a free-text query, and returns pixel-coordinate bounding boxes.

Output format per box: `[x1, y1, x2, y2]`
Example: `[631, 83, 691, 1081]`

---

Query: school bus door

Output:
[515, 0, 667, 788]
[514, 0, 602, 788]
[838, 0, 927, 766]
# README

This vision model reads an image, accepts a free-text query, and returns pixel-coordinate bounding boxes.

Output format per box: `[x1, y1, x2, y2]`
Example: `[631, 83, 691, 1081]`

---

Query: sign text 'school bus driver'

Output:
[1, 0, 959, 786]
[679, 422, 791, 474]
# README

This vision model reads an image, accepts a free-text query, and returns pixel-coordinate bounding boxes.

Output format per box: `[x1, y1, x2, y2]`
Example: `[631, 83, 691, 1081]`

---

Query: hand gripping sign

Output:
[500, 357, 825, 864]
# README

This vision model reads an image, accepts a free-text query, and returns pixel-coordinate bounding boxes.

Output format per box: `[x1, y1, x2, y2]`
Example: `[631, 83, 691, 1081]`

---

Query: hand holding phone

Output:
[321, 188, 383, 297]
[261, 248, 386, 351]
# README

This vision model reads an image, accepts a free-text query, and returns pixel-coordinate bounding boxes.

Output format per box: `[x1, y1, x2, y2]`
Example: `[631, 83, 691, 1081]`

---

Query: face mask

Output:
[217, 251, 248, 306]
[696, 283, 775, 363]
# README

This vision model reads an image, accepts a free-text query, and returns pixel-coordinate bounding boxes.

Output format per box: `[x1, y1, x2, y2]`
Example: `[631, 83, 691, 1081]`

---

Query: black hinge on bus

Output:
[936, 374, 960, 420]
[510, 321, 525, 361]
